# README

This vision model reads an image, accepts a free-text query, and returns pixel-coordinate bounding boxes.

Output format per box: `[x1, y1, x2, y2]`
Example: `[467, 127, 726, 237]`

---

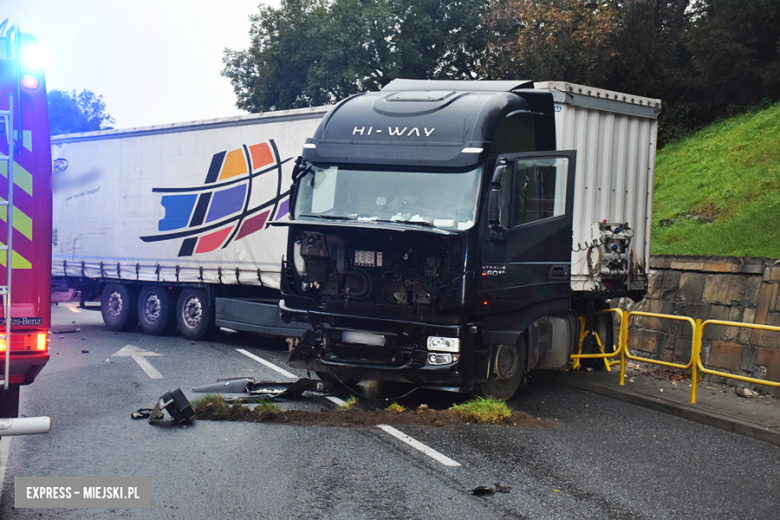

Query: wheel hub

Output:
[182, 298, 202, 328]
[143, 294, 162, 322]
[493, 344, 519, 381]
[107, 292, 123, 320]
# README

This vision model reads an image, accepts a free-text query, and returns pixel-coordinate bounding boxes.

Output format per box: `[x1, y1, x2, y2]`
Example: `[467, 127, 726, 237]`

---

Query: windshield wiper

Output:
[298, 214, 355, 221]
[375, 219, 436, 228]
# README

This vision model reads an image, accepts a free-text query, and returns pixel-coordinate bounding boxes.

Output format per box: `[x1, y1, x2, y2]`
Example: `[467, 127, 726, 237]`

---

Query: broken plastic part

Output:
[192, 378, 332, 400]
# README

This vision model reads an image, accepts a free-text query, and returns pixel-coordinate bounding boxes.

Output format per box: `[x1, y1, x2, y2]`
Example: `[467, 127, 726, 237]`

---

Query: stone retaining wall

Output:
[619, 255, 780, 395]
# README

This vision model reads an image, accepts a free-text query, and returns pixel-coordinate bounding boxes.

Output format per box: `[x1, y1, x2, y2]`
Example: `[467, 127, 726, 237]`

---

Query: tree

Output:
[48, 89, 114, 135]
[222, 0, 492, 112]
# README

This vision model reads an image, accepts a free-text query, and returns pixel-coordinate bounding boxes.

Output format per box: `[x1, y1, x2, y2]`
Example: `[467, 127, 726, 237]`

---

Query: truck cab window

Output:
[294, 165, 482, 230]
[512, 158, 569, 226]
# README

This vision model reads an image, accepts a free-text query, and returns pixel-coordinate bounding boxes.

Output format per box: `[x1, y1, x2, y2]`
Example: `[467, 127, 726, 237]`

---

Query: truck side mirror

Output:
[488, 161, 508, 229]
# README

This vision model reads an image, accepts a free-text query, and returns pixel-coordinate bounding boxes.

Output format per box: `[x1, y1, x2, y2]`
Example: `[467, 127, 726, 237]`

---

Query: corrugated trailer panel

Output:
[536, 82, 660, 292]
[51, 108, 328, 290]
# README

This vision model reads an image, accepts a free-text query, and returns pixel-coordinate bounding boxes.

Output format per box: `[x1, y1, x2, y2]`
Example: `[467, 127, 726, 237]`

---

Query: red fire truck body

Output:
[0, 20, 52, 418]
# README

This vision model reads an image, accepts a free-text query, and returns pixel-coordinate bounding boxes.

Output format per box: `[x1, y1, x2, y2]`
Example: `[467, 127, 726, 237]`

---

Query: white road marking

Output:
[236, 349, 297, 379]
[236, 349, 462, 468]
[378, 424, 462, 467]
[112, 345, 163, 379]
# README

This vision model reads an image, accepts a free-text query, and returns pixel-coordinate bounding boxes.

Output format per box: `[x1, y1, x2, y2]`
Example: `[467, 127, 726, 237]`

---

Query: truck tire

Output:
[101, 283, 139, 332]
[475, 338, 527, 401]
[0, 384, 20, 418]
[176, 288, 214, 340]
[138, 286, 177, 336]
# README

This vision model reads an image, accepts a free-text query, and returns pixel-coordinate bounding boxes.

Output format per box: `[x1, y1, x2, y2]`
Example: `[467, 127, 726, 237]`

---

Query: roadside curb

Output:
[536, 372, 780, 447]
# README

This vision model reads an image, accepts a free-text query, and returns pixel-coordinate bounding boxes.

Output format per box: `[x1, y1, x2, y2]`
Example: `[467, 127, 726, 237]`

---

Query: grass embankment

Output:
[652, 101, 780, 257]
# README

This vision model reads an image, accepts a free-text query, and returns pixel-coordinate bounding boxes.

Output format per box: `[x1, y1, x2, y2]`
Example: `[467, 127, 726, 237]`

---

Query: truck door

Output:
[477, 151, 576, 328]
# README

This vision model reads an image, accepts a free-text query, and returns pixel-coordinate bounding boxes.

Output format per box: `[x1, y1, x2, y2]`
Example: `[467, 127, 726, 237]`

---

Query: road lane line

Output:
[235, 349, 462, 467]
[377, 425, 462, 467]
[236, 349, 297, 379]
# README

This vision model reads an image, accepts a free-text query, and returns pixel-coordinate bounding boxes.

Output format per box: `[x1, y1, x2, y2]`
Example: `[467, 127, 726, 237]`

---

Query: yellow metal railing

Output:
[569, 311, 780, 404]
[570, 308, 625, 375]
[623, 312, 699, 403]
[693, 320, 780, 403]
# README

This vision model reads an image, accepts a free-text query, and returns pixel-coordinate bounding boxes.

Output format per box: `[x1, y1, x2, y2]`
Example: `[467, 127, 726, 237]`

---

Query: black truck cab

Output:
[277, 80, 579, 399]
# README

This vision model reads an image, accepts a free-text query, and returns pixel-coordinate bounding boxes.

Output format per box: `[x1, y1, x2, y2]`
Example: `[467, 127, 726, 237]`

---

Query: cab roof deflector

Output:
[382, 79, 535, 93]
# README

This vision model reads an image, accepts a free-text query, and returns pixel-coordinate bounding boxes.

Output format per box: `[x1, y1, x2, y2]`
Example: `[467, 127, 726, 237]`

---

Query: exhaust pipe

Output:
[0, 416, 51, 436]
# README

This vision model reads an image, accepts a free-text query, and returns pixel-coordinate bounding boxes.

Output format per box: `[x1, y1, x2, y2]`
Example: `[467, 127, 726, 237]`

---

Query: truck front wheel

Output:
[138, 286, 177, 336]
[475, 338, 527, 401]
[101, 283, 139, 332]
[176, 288, 214, 340]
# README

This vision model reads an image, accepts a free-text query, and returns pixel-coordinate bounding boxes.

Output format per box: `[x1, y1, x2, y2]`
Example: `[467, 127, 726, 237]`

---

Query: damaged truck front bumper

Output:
[281, 300, 488, 393]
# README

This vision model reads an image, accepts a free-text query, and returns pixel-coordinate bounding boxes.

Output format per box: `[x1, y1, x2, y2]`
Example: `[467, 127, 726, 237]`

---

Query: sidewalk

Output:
[536, 366, 780, 446]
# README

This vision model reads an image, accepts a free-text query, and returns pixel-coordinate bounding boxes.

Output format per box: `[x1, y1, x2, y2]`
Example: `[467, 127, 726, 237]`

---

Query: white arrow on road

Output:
[112, 345, 164, 379]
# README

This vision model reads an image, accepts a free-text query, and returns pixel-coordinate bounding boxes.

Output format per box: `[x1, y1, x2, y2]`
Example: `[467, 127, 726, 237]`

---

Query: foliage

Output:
[222, 0, 491, 111]
[255, 400, 283, 415]
[48, 89, 114, 136]
[226, 0, 780, 145]
[450, 396, 512, 423]
[385, 402, 406, 413]
[652, 101, 780, 257]
[337, 395, 359, 411]
[486, 0, 780, 144]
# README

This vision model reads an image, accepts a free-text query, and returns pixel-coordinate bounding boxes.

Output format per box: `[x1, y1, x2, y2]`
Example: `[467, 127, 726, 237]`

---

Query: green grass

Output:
[192, 393, 230, 414]
[652, 101, 780, 257]
[337, 396, 358, 411]
[385, 402, 406, 413]
[449, 397, 512, 424]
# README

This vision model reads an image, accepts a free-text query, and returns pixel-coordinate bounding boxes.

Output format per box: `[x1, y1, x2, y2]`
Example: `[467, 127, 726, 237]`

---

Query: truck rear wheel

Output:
[176, 288, 214, 340]
[475, 338, 527, 401]
[101, 283, 139, 332]
[0, 384, 20, 418]
[138, 286, 177, 336]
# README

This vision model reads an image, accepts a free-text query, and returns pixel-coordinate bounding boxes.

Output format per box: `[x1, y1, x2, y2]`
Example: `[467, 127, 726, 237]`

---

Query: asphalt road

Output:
[1, 303, 779, 519]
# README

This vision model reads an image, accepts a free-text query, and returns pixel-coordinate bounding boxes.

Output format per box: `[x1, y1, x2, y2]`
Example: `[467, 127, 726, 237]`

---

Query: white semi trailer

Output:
[51, 82, 660, 374]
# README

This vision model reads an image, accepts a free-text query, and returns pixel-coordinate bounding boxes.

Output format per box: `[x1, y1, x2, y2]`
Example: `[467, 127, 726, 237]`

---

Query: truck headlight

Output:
[427, 336, 460, 352]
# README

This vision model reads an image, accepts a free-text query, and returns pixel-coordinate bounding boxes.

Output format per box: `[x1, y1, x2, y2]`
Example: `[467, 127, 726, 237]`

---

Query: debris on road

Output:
[470, 484, 511, 495]
[192, 377, 332, 402]
[736, 387, 759, 398]
[131, 388, 195, 424]
[193, 396, 547, 428]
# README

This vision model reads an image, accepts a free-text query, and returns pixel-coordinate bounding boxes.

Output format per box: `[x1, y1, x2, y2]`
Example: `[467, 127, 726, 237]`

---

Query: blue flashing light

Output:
[21, 42, 43, 70]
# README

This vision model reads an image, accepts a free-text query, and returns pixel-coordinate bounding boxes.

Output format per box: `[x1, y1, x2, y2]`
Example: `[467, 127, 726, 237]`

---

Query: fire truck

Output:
[0, 19, 52, 431]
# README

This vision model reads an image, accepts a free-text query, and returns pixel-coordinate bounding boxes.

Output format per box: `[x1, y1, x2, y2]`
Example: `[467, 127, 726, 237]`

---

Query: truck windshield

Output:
[294, 165, 482, 230]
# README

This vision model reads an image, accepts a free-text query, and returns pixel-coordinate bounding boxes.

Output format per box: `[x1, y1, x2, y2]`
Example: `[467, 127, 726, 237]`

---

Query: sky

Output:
[5, 0, 280, 129]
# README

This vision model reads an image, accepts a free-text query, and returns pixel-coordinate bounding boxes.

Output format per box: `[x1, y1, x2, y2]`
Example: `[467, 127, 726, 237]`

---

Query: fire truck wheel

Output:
[474, 338, 527, 401]
[176, 288, 214, 341]
[0, 384, 20, 418]
[138, 286, 177, 336]
[101, 283, 139, 332]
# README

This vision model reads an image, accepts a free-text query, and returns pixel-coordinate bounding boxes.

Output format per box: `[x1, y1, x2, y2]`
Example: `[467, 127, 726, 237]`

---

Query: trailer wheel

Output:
[101, 283, 139, 332]
[176, 288, 214, 340]
[475, 338, 527, 401]
[580, 312, 615, 370]
[0, 384, 20, 418]
[138, 286, 177, 336]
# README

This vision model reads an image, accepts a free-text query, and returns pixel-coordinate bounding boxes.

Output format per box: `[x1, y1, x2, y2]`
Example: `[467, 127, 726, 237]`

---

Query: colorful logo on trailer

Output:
[140, 140, 290, 256]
